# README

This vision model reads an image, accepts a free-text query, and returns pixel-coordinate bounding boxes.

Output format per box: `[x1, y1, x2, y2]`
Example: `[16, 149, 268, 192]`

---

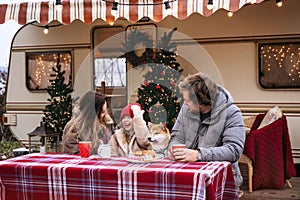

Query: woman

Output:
[109, 103, 151, 156]
[62, 91, 113, 154]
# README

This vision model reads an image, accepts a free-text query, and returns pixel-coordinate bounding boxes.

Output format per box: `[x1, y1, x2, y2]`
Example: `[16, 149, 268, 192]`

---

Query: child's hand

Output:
[131, 105, 144, 118]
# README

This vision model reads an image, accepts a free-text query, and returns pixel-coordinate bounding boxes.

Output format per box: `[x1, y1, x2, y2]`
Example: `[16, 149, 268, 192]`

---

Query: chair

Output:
[242, 113, 296, 191]
[238, 116, 256, 193]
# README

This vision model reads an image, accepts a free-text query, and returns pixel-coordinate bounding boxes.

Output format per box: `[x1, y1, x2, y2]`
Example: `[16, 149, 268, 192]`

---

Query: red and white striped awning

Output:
[0, 0, 266, 25]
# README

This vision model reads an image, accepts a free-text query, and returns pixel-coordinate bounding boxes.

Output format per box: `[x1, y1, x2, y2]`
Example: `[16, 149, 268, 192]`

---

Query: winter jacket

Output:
[168, 86, 245, 188]
[109, 115, 152, 156]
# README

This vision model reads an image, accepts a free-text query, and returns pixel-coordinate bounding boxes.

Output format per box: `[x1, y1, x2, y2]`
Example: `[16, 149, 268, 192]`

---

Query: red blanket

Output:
[243, 114, 296, 190]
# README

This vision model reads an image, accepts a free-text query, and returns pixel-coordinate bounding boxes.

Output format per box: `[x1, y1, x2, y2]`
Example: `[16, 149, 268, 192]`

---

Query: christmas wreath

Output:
[124, 29, 154, 68]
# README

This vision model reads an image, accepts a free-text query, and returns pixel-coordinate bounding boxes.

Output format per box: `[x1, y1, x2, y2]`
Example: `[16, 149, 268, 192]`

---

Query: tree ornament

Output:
[144, 80, 150, 86]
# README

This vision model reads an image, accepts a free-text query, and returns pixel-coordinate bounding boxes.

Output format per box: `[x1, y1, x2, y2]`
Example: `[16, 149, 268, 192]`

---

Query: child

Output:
[109, 103, 151, 156]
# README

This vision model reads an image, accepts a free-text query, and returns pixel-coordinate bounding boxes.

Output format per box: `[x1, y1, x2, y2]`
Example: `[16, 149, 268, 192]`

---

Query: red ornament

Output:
[148, 109, 152, 113]
[144, 80, 149, 86]
[161, 71, 166, 76]
[170, 81, 175, 85]
[152, 51, 156, 60]
[155, 84, 160, 89]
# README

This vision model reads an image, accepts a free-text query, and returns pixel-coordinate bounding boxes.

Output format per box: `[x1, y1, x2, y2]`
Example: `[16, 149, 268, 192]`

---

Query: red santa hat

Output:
[120, 103, 141, 120]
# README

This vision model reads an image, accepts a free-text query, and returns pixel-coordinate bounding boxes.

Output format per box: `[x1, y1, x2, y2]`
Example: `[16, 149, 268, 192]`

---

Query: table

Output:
[0, 153, 238, 200]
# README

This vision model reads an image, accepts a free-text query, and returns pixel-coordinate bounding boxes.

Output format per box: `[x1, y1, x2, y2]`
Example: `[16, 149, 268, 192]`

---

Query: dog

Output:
[147, 122, 171, 158]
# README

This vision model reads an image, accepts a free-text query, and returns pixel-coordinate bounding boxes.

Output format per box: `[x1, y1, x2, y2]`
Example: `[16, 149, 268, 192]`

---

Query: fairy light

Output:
[260, 43, 300, 84]
[30, 53, 72, 88]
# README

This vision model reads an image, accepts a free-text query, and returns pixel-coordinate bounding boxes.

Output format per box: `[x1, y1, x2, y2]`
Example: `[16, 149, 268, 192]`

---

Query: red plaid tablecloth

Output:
[0, 153, 237, 200]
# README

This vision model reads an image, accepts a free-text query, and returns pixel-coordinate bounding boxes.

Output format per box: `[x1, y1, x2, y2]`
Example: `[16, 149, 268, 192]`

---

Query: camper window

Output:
[92, 26, 126, 88]
[26, 51, 72, 90]
[94, 58, 126, 87]
[258, 42, 300, 89]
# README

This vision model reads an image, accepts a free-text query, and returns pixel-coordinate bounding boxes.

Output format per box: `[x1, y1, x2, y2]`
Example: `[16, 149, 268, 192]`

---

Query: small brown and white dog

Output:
[148, 122, 171, 158]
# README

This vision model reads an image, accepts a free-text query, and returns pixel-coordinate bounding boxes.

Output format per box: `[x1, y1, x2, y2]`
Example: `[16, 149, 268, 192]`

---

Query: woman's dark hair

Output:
[79, 91, 106, 121]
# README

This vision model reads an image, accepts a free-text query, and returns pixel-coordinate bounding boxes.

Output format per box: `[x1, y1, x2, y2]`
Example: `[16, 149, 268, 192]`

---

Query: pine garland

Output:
[124, 28, 154, 68]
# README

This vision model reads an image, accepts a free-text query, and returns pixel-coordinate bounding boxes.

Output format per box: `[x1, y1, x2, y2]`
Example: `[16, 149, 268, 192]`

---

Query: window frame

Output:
[91, 25, 126, 89]
[25, 50, 73, 91]
[258, 41, 300, 90]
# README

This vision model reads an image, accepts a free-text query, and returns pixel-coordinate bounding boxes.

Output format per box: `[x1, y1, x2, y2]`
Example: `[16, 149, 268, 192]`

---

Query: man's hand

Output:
[168, 148, 175, 160]
[172, 148, 198, 162]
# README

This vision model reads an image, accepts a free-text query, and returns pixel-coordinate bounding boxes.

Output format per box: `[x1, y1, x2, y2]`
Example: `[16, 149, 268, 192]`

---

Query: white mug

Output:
[40, 146, 45, 153]
[97, 144, 111, 158]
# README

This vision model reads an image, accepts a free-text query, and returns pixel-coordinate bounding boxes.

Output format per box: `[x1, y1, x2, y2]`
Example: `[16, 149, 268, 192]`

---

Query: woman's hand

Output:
[172, 148, 198, 162]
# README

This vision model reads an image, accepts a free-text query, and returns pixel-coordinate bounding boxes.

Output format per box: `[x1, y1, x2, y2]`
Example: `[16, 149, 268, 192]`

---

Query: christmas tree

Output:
[43, 53, 73, 139]
[125, 27, 183, 130]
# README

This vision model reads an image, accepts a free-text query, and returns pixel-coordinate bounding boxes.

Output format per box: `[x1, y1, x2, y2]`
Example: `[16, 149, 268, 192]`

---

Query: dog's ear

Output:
[162, 125, 170, 133]
[148, 122, 153, 129]
[159, 122, 165, 128]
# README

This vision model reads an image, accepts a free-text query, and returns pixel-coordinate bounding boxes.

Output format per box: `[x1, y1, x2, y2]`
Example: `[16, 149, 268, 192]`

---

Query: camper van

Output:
[1, 0, 299, 169]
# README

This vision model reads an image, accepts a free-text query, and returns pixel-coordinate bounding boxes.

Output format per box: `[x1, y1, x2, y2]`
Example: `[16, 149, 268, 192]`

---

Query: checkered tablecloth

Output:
[0, 153, 237, 200]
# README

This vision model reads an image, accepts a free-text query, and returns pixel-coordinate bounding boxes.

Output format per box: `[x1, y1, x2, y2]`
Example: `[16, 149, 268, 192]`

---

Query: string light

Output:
[31, 22, 63, 35]
[43, 25, 49, 34]
[111, 1, 118, 17]
[207, 0, 213, 10]
[55, 0, 63, 12]
[164, 1, 173, 15]
[276, 0, 283, 7]
[227, 11, 233, 17]
[102, 0, 176, 16]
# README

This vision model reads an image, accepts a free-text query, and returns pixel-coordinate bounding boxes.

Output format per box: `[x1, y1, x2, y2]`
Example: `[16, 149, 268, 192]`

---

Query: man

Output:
[168, 72, 245, 193]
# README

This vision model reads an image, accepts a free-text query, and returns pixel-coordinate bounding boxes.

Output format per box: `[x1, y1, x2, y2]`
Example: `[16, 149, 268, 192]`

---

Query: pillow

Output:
[243, 116, 256, 128]
[258, 106, 282, 129]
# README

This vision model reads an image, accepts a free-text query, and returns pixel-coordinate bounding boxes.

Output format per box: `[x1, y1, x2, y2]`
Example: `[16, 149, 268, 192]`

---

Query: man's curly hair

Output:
[178, 73, 217, 106]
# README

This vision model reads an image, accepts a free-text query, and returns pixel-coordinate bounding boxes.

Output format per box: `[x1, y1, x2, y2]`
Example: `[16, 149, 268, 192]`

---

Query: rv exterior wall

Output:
[6, 0, 300, 162]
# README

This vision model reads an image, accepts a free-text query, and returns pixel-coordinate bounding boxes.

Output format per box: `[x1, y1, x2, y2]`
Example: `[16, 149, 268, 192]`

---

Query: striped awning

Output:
[0, 0, 266, 25]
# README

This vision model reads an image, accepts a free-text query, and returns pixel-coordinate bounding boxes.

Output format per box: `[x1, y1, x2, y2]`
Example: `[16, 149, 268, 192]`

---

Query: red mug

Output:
[172, 144, 187, 151]
[78, 141, 92, 158]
